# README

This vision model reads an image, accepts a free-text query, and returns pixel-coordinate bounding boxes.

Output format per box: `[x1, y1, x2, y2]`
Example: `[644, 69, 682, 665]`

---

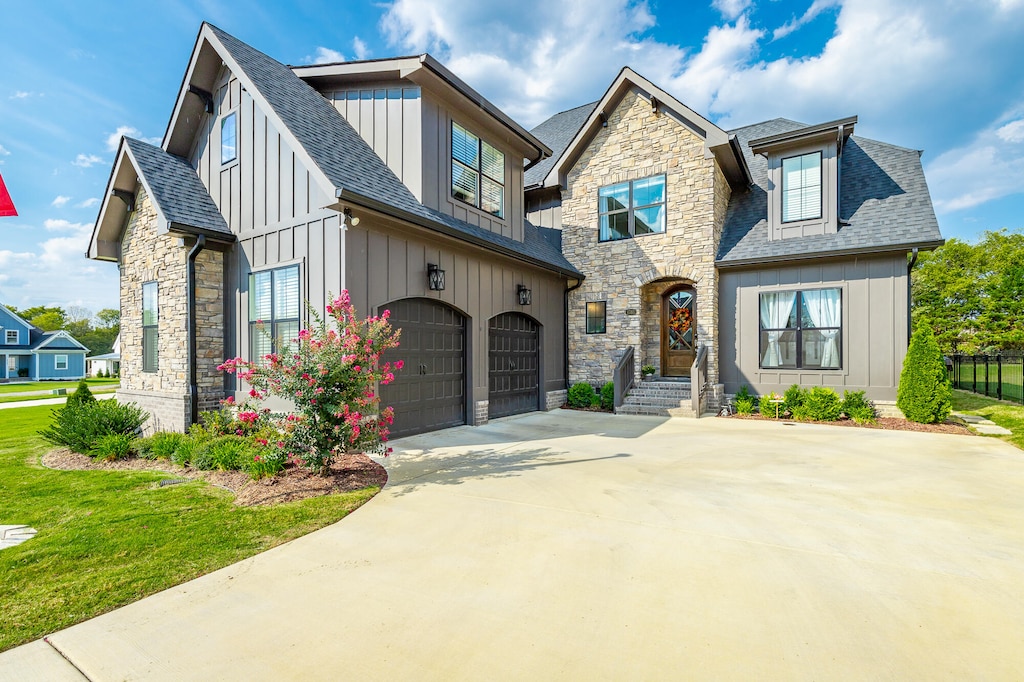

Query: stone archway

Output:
[640, 277, 697, 377]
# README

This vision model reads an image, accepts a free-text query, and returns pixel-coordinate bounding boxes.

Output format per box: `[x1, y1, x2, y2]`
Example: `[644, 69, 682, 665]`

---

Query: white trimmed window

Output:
[781, 152, 822, 223]
[451, 121, 505, 218]
[5, 330, 17, 344]
[55, 354, 68, 371]
[221, 111, 237, 165]
[249, 265, 300, 360]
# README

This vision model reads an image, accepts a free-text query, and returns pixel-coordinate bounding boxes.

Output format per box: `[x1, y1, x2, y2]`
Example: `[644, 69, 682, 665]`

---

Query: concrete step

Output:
[621, 396, 692, 408]
[626, 387, 692, 398]
[615, 404, 698, 417]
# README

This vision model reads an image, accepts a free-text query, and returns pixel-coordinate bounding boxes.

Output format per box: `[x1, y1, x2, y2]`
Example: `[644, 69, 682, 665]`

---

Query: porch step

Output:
[616, 404, 698, 418]
[616, 379, 697, 417]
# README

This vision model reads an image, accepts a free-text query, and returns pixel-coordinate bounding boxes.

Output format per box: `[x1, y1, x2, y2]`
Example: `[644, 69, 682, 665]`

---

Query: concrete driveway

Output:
[3, 410, 1023, 680]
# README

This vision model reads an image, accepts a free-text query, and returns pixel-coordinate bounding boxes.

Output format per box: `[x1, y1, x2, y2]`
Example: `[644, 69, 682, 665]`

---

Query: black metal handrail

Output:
[613, 346, 635, 408]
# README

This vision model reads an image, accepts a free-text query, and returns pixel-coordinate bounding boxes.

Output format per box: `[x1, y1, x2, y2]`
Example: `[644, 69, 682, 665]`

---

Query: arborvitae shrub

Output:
[897, 322, 952, 424]
[66, 380, 95, 407]
[568, 382, 597, 408]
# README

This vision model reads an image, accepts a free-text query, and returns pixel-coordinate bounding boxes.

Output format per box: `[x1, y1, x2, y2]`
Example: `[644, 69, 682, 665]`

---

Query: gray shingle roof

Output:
[525, 102, 598, 188]
[717, 118, 943, 265]
[207, 24, 580, 277]
[123, 137, 231, 236]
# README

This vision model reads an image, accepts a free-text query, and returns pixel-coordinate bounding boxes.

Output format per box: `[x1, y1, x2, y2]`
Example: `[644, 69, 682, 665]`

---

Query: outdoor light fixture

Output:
[599, 111, 608, 128]
[650, 96, 660, 114]
[343, 207, 360, 227]
[427, 263, 446, 291]
[517, 284, 532, 306]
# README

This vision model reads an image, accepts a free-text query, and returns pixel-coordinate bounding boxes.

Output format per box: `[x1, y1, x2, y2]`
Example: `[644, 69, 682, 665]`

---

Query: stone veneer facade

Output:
[118, 187, 225, 434]
[562, 87, 731, 387]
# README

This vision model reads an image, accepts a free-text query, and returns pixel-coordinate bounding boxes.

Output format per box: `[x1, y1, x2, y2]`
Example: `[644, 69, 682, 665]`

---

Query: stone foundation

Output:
[473, 400, 489, 425]
[873, 401, 905, 419]
[118, 389, 190, 435]
[545, 389, 567, 410]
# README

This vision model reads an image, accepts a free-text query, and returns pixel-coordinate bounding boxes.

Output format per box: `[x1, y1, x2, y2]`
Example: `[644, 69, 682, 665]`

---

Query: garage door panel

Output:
[488, 312, 540, 420]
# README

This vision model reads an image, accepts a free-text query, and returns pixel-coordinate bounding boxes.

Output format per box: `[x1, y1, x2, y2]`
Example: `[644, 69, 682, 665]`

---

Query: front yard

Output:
[951, 389, 1024, 450]
[0, 378, 119, 394]
[0, 404, 381, 652]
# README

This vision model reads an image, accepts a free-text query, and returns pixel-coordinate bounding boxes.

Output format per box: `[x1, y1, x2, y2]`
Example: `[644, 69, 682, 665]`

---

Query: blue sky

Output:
[1, 0, 1023, 313]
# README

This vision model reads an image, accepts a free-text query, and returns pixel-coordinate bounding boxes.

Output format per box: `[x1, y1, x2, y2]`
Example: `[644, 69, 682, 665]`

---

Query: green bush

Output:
[792, 386, 842, 422]
[841, 390, 876, 424]
[735, 397, 755, 415]
[39, 399, 148, 454]
[136, 432, 188, 460]
[599, 382, 615, 411]
[897, 321, 952, 424]
[193, 435, 257, 471]
[641, 364, 656, 376]
[568, 382, 597, 408]
[735, 385, 752, 401]
[783, 384, 806, 416]
[90, 433, 135, 461]
[243, 446, 286, 480]
[758, 392, 784, 418]
[66, 380, 95, 408]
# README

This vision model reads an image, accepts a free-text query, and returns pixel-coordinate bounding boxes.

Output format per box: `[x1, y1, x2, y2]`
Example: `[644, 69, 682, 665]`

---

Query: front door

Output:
[661, 286, 696, 377]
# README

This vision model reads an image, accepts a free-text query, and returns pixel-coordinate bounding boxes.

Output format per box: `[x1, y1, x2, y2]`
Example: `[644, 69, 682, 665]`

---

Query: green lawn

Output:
[0, 378, 120, 394]
[952, 389, 1024, 450]
[0, 405, 381, 652]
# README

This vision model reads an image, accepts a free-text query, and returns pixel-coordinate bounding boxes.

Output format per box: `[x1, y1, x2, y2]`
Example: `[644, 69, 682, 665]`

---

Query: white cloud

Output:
[51, 195, 71, 208]
[773, 0, 842, 40]
[0, 143, 8, 164]
[352, 36, 369, 60]
[712, 0, 752, 20]
[9, 91, 31, 99]
[72, 153, 103, 168]
[104, 125, 160, 152]
[996, 119, 1024, 143]
[77, 197, 100, 209]
[43, 219, 90, 233]
[304, 47, 346, 65]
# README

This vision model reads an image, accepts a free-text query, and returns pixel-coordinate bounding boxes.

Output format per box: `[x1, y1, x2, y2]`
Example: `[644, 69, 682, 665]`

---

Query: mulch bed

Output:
[727, 413, 973, 435]
[39, 449, 388, 507]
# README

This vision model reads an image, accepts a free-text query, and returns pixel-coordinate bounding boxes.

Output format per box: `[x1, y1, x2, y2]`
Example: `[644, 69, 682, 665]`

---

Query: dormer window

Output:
[221, 111, 237, 165]
[451, 121, 504, 218]
[782, 152, 822, 223]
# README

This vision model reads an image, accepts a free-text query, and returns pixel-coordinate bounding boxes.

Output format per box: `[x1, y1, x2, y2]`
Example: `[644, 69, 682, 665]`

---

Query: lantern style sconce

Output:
[427, 263, 446, 291]
[517, 284, 532, 306]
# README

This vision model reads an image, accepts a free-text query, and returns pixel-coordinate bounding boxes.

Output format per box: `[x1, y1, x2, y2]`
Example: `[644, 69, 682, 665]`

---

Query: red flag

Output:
[0, 173, 16, 217]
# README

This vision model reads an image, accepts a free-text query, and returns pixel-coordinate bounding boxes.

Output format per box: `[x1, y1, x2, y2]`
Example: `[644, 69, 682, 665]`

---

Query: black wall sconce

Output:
[517, 284, 532, 306]
[650, 95, 660, 114]
[427, 263, 446, 291]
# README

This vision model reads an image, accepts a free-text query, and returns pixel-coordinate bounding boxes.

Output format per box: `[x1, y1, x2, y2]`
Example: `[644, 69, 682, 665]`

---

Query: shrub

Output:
[150, 432, 187, 460]
[192, 435, 257, 471]
[171, 436, 203, 467]
[735, 397, 755, 415]
[243, 447, 286, 480]
[91, 433, 135, 461]
[897, 321, 952, 424]
[568, 382, 597, 408]
[792, 386, 842, 422]
[641, 364, 656, 376]
[758, 392, 784, 418]
[735, 385, 752, 401]
[599, 382, 615, 410]
[17, 368, 28, 377]
[39, 399, 148, 454]
[66, 380, 95, 408]
[783, 384, 806, 416]
[841, 390, 876, 424]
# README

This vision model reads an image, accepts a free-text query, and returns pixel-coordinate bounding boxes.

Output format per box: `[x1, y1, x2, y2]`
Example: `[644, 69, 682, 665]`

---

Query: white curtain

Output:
[760, 292, 797, 367]
[802, 288, 841, 368]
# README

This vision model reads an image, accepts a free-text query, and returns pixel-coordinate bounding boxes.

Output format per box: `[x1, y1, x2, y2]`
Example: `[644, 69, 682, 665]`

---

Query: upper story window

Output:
[451, 121, 504, 218]
[599, 175, 666, 242]
[142, 281, 158, 373]
[782, 152, 822, 223]
[5, 329, 17, 344]
[249, 264, 300, 361]
[55, 354, 68, 371]
[759, 288, 842, 370]
[221, 111, 237, 165]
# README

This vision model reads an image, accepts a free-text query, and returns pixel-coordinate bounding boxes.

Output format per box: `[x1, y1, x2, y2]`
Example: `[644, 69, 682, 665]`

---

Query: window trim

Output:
[781, 151, 823, 224]
[248, 263, 302, 361]
[142, 280, 159, 373]
[585, 301, 607, 335]
[598, 174, 667, 242]
[450, 120, 506, 219]
[220, 110, 238, 166]
[54, 354, 68, 371]
[758, 287, 843, 371]
[5, 329, 17, 345]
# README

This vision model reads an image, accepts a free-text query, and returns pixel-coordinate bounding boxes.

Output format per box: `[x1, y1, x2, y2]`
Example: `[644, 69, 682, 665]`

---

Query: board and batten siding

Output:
[526, 187, 563, 230]
[718, 254, 908, 401]
[346, 216, 567, 417]
[189, 67, 333, 237]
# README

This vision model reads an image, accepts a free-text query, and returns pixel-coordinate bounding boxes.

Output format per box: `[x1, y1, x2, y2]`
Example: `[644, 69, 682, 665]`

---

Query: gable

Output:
[0, 305, 33, 344]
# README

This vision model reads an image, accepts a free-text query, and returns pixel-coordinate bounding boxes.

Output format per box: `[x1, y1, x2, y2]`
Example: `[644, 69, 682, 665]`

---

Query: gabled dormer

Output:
[0, 305, 34, 346]
[748, 116, 856, 241]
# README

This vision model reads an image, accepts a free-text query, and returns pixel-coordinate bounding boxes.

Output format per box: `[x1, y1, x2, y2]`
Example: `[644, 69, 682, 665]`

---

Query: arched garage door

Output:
[488, 312, 540, 419]
[379, 298, 466, 439]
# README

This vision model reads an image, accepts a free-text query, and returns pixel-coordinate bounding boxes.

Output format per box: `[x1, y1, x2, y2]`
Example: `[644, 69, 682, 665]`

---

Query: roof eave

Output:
[749, 115, 858, 155]
[715, 239, 946, 268]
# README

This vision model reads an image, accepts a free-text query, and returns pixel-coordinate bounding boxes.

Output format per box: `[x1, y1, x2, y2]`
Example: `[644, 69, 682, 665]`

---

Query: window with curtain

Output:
[451, 121, 505, 218]
[781, 151, 822, 222]
[249, 265, 300, 360]
[586, 301, 607, 334]
[599, 174, 666, 241]
[759, 288, 841, 369]
[142, 281, 158, 372]
[221, 111, 237, 165]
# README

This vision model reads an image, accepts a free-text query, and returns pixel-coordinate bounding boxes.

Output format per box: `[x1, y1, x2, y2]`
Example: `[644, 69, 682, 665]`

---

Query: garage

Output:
[488, 312, 540, 419]
[379, 298, 466, 439]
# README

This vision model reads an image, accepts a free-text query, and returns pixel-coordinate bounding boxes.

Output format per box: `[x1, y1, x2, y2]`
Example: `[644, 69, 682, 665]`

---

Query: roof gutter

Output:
[715, 240, 945, 269]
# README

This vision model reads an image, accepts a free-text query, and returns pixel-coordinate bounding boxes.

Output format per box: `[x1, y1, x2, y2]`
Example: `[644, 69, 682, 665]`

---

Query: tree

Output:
[95, 308, 120, 329]
[30, 310, 65, 331]
[897, 320, 952, 424]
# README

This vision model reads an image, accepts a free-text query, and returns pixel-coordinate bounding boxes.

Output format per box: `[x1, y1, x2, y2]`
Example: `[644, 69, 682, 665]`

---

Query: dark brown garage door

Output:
[379, 298, 466, 439]
[488, 312, 540, 419]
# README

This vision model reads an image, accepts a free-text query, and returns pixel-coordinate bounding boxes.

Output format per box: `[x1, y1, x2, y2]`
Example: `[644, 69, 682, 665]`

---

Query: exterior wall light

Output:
[517, 284, 532, 306]
[343, 208, 360, 227]
[427, 263, 446, 291]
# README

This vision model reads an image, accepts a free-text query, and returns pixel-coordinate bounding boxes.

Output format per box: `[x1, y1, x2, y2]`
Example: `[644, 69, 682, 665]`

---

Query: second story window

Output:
[5, 330, 17, 344]
[249, 265, 300, 361]
[451, 121, 505, 218]
[221, 111, 237, 165]
[782, 151, 822, 222]
[599, 174, 666, 242]
[142, 281, 158, 373]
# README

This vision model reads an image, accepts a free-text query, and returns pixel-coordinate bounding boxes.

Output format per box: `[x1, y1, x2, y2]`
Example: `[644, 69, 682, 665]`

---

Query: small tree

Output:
[67, 380, 96, 407]
[897, 320, 952, 424]
[219, 291, 402, 474]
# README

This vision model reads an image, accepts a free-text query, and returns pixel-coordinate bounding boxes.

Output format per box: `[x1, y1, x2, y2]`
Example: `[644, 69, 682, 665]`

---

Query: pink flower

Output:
[394, 360, 405, 370]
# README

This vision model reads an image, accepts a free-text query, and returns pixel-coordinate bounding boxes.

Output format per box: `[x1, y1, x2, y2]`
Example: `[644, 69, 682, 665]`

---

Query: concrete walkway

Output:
[2, 411, 1023, 680]
[0, 393, 115, 410]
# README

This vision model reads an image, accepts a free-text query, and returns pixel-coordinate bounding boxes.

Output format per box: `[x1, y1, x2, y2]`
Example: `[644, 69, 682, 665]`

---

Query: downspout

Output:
[564, 278, 584, 390]
[907, 247, 919, 342]
[187, 234, 207, 427]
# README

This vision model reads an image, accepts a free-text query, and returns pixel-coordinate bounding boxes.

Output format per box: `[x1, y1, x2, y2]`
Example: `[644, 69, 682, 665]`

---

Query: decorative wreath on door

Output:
[669, 306, 693, 337]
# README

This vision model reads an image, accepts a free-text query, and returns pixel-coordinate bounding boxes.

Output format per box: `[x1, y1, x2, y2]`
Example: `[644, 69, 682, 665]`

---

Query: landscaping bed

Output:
[726, 412, 972, 436]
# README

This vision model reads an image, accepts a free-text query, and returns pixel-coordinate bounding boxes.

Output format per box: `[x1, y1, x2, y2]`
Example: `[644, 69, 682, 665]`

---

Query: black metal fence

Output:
[950, 353, 1024, 403]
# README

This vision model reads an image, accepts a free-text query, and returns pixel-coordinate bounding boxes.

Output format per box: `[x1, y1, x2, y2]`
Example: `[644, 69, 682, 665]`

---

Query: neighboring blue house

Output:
[0, 305, 89, 381]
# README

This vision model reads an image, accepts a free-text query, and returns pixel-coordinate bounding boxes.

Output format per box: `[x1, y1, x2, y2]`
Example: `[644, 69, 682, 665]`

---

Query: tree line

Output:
[4, 304, 120, 357]
[912, 228, 1024, 355]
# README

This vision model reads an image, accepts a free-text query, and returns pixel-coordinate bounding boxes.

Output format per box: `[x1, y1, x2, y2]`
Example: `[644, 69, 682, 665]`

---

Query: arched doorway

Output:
[488, 312, 540, 419]
[661, 284, 696, 376]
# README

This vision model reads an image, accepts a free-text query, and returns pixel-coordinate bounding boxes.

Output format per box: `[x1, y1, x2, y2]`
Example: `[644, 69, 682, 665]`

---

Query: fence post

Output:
[985, 355, 990, 396]
[997, 354, 1003, 401]
[973, 355, 977, 393]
